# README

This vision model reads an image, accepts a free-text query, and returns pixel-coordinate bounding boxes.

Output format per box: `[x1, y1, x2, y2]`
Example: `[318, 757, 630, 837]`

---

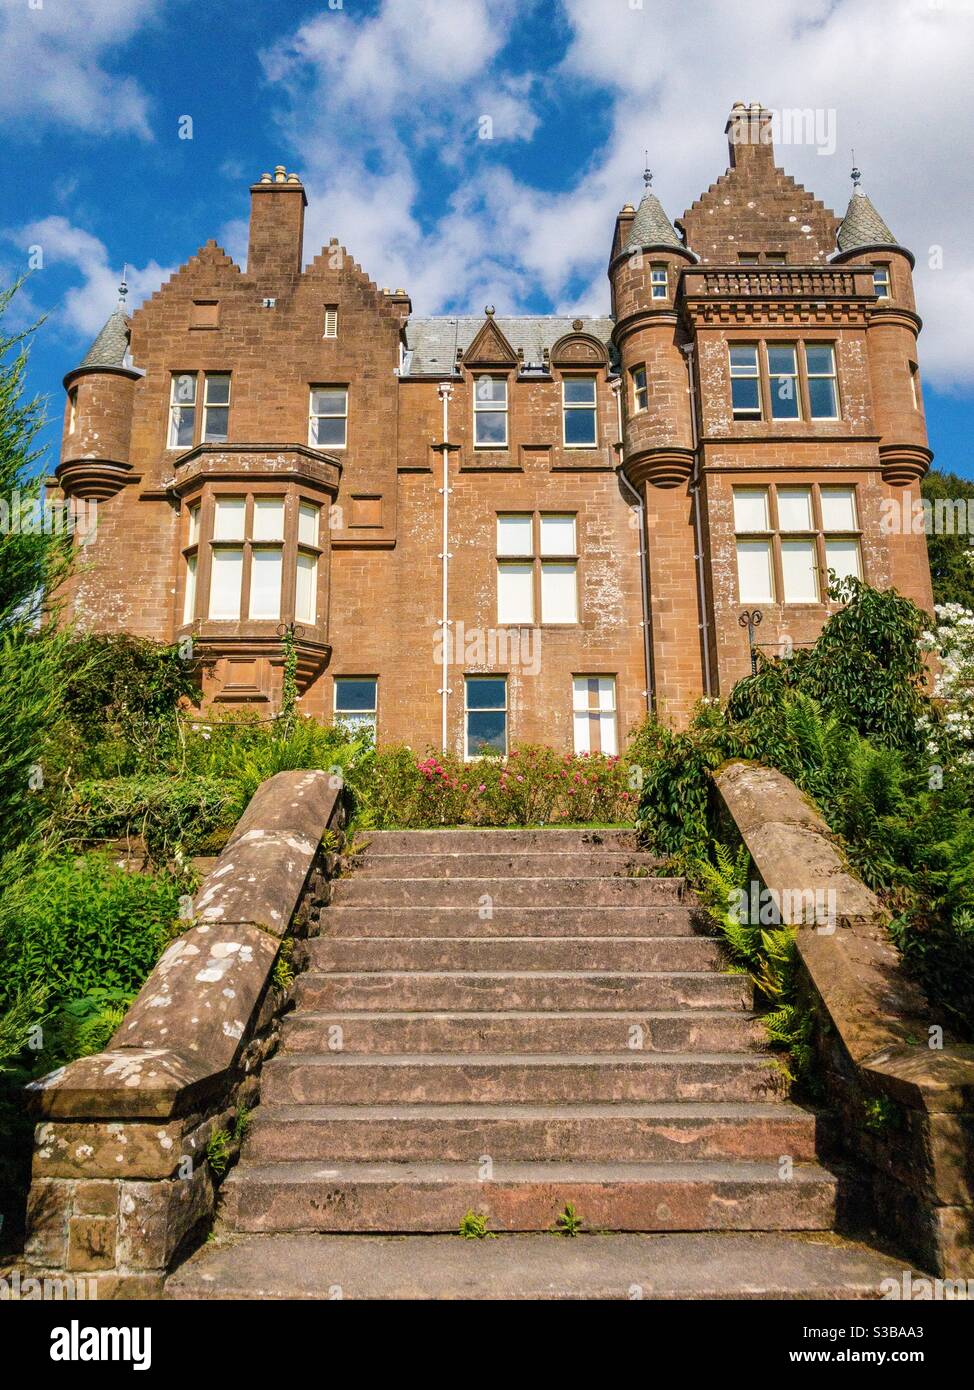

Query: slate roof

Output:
[836, 191, 897, 252]
[624, 190, 684, 253]
[402, 315, 616, 377]
[75, 309, 132, 371]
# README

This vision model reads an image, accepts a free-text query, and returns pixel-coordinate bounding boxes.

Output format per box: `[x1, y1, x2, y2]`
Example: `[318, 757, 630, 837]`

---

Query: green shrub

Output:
[349, 744, 635, 828]
[0, 851, 185, 1021]
[55, 773, 244, 860]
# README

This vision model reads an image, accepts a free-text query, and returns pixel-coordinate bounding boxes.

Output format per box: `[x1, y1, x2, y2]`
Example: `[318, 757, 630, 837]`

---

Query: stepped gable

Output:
[679, 102, 840, 263]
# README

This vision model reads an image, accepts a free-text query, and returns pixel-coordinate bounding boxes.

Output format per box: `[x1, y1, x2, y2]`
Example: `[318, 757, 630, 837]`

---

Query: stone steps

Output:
[292, 970, 754, 1012]
[331, 876, 686, 907]
[346, 851, 664, 879]
[166, 1230, 911, 1301]
[351, 829, 640, 854]
[219, 1159, 837, 1234]
[321, 905, 702, 937]
[302, 935, 720, 974]
[179, 827, 868, 1299]
[260, 1052, 787, 1105]
[279, 1009, 766, 1054]
[243, 1101, 818, 1163]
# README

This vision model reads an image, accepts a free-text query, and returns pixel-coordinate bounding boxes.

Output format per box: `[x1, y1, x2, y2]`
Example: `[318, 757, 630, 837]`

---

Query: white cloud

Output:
[12, 215, 171, 341]
[253, 0, 974, 387]
[0, 0, 159, 137]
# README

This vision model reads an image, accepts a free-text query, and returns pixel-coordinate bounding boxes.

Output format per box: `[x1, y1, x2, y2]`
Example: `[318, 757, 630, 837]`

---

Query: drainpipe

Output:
[437, 381, 454, 752]
[681, 343, 713, 697]
[612, 379, 654, 713]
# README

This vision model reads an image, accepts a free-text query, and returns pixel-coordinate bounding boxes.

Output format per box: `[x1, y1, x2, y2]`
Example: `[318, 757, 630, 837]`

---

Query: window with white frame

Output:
[804, 344, 839, 419]
[729, 345, 761, 419]
[767, 345, 801, 420]
[168, 372, 231, 449]
[168, 373, 198, 448]
[873, 266, 891, 299]
[909, 361, 922, 411]
[309, 386, 348, 448]
[650, 264, 668, 299]
[732, 483, 862, 605]
[562, 376, 597, 447]
[496, 512, 578, 625]
[68, 387, 78, 434]
[572, 676, 617, 755]
[202, 373, 231, 443]
[334, 677, 377, 737]
[474, 375, 508, 447]
[323, 305, 338, 338]
[631, 365, 648, 413]
[729, 342, 840, 423]
[296, 501, 320, 624]
[464, 676, 507, 759]
[181, 492, 322, 626]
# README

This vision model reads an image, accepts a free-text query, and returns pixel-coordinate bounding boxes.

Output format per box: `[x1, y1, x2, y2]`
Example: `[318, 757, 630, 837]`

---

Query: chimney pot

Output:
[260, 172, 272, 183]
[274, 165, 287, 183]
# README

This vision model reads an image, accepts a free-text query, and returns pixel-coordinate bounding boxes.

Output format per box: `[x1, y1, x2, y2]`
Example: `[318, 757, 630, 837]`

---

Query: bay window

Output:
[181, 492, 323, 627]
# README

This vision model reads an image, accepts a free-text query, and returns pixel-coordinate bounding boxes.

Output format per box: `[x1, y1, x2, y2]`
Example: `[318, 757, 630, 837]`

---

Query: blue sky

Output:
[2, 0, 972, 478]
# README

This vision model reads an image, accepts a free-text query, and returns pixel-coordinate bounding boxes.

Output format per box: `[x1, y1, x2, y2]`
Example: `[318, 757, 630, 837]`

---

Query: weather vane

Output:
[643, 151, 652, 188]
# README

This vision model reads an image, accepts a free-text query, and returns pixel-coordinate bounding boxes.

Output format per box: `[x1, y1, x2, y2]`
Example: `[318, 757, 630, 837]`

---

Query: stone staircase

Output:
[169, 828, 905, 1298]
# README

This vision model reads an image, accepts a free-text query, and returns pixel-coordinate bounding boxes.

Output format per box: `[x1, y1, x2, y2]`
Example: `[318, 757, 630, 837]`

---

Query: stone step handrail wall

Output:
[714, 759, 974, 1279]
[23, 768, 345, 1298]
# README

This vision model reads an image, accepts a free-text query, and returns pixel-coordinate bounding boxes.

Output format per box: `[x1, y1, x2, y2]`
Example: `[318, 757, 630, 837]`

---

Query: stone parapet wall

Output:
[714, 759, 974, 1277]
[22, 769, 344, 1298]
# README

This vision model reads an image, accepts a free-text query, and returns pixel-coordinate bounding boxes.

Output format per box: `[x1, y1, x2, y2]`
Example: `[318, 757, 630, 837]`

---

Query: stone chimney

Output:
[247, 165, 307, 287]
[725, 100, 774, 171]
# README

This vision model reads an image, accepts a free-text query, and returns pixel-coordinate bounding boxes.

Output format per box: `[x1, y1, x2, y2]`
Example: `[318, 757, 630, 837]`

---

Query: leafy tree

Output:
[921, 468, 974, 609]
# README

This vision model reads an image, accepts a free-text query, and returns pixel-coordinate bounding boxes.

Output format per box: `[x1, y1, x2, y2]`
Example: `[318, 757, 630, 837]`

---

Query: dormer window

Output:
[650, 264, 668, 299]
[473, 375, 508, 447]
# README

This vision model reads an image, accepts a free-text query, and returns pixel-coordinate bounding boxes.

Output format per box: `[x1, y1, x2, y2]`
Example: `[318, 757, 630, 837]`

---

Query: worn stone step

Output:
[347, 852, 664, 879]
[261, 1053, 786, 1105]
[331, 876, 686, 908]
[354, 829, 639, 855]
[219, 1159, 836, 1234]
[244, 1101, 819, 1163]
[166, 1230, 916, 1301]
[293, 970, 752, 1013]
[280, 1009, 766, 1055]
[302, 936, 720, 974]
[321, 906, 703, 938]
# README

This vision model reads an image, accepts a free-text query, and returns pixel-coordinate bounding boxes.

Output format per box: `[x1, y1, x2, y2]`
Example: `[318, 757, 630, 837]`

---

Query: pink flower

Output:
[516, 774, 524, 783]
[479, 784, 486, 792]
